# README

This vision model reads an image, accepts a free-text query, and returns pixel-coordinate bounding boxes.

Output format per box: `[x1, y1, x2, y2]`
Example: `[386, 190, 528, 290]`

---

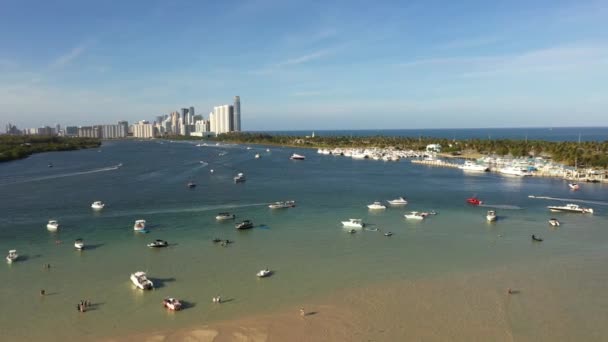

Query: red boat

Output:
[467, 197, 482, 205]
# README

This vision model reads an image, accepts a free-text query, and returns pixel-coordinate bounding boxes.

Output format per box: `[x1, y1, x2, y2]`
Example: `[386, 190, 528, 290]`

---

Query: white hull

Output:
[367, 202, 386, 210]
[130, 272, 154, 290]
[459, 162, 489, 172]
[341, 220, 364, 228]
[486, 215, 497, 222]
[404, 215, 424, 220]
[547, 204, 593, 214]
[74, 243, 84, 250]
[499, 167, 531, 177]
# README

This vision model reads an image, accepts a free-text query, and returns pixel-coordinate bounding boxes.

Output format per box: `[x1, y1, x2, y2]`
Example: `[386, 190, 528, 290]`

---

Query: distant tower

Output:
[189, 106, 195, 124]
[233, 96, 241, 132]
[181, 108, 188, 124]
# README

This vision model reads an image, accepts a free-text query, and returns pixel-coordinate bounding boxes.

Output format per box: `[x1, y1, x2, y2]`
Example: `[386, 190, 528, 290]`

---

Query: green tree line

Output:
[0, 135, 101, 162]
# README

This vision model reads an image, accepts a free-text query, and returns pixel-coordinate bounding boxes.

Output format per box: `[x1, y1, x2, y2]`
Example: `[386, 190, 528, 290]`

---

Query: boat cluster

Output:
[317, 148, 427, 161]
[341, 197, 438, 232]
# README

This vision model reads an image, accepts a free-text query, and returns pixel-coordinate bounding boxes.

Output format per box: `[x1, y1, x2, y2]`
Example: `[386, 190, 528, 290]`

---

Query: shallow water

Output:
[1, 140, 607, 341]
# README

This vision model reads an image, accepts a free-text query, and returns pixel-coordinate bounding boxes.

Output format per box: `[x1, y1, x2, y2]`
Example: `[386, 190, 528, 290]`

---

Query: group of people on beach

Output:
[212, 295, 222, 303]
[76, 300, 92, 313]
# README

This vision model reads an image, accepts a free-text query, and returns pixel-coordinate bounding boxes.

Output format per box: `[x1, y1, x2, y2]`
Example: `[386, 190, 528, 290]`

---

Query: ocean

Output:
[0, 138, 607, 341]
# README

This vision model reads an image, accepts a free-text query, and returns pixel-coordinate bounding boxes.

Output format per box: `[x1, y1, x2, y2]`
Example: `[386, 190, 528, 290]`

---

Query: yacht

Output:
[147, 239, 168, 248]
[255, 153, 261, 159]
[499, 166, 531, 177]
[387, 197, 408, 206]
[547, 204, 593, 214]
[341, 219, 364, 228]
[367, 201, 387, 210]
[404, 211, 425, 220]
[568, 183, 580, 190]
[162, 297, 182, 311]
[74, 238, 84, 250]
[130, 271, 154, 290]
[290, 153, 306, 160]
[236, 220, 254, 230]
[234, 173, 246, 183]
[46, 220, 59, 231]
[256, 269, 272, 278]
[91, 201, 105, 210]
[549, 218, 560, 227]
[458, 161, 489, 172]
[216, 212, 236, 220]
[486, 210, 497, 222]
[6, 250, 18, 263]
[133, 219, 147, 232]
[268, 200, 296, 209]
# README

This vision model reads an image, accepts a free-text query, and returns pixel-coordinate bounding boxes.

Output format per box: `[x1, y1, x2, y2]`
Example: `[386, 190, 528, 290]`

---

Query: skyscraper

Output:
[189, 106, 195, 124]
[233, 96, 241, 132]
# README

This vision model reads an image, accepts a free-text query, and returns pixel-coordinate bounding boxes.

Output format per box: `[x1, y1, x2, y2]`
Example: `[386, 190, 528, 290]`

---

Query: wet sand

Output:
[105, 254, 608, 342]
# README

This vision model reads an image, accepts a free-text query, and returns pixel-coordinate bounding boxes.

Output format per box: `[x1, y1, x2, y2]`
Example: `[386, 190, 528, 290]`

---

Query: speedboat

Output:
[162, 297, 182, 311]
[74, 238, 84, 250]
[47, 220, 59, 231]
[266, 148, 270, 152]
[91, 201, 105, 210]
[236, 220, 254, 230]
[256, 269, 272, 278]
[147, 239, 168, 248]
[290, 153, 305, 160]
[341, 219, 364, 228]
[387, 197, 408, 205]
[458, 161, 489, 172]
[404, 211, 425, 220]
[568, 183, 580, 190]
[384, 232, 393, 237]
[6, 250, 18, 263]
[486, 210, 497, 222]
[255, 153, 261, 159]
[234, 173, 246, 183]
[186, 181, 196, 188]
[216, 212, 236, 220]
[48, 163, 53, 168]
[268, 200, 296, 209]
[133, 219, 147, 232]
[367, 201, 387, 210]
[130, 271, 154, 290]
[547, 204, 593, 214]
[549, 218, 560, 227]
[246, 147, 252, 150]
[467, 197, 482, 205]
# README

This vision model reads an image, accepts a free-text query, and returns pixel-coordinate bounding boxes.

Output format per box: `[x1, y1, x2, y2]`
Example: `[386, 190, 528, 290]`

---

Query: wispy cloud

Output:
[438, 36, 500, 50]
[397, 56, 501, 68]
[50, 43, 88, 69]
[250, 47, 339, 75]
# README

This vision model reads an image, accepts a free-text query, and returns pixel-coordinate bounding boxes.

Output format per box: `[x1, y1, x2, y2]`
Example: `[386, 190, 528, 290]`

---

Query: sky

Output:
[1, 0, 608, 130]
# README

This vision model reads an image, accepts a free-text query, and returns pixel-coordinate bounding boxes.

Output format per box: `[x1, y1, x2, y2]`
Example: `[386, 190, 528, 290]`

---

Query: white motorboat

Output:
[246, 147, 252, 150]
[147, 239, 168, 248]
[268, 200, 296, 209]
[162, 297, 182, 311]
[290, 153, 306, 160]
[486, 210, 497, 222]
[568, 183, 580, 190]
[458, 161, 489, 172]
[547, 204, 593, 214]
[130, 271, 154, 290]
[341, 219, 364, 228]
[91, 201, 105, 210]
[404, 211, 425, 220]
[216, 212, 236, 220]
[256, 269, 272, 278]
[74, 238, 84, 250]
[234, 173, 246, 183]
[367, 201, 387, 210]
[387, 197, 408, 206]
[134, 219, 147, 232]
[499, 166, 531, 177]
[266, 148, 270, 152]
[255, 153, 261, 159]
[235, 220, 254, 230]
[6, 250, 18, 263]
[549, 218, 560, 227]
[46, 220, 59, 231]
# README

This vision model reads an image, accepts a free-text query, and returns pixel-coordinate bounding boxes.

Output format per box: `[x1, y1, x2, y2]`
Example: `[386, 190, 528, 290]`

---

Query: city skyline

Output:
[1, 1, 608, 130]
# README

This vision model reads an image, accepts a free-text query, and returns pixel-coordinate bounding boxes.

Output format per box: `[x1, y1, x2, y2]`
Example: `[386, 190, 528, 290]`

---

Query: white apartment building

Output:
[132, 121, 155, 138]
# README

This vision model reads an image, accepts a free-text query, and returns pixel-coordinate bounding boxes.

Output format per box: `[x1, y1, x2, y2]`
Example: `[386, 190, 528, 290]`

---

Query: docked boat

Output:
[459, 161, 489, 172]
[466, 197, 482, 205]
[387, 197, 408, 206]
[256, 269, 272, 278]
[268, 200, 296, 209]
[74, 238, 85, 250]
[568, 183, 580, 190]
[147, 239, 168, 248]
[130, 271, 154, 290]
[367, 201, 387, 210]
[133, 219, 147, 232]
[341, 219, 364, 228]
[91, 201, 105, 210]
[486, 210, 497, 222]
[499, 166, 531, 177]
[235, 220, 254, 230]
[234, 173, 246, 183]
[290, 153, 306, 160]
[162, 297, 182, 311]
[549, 218, 560, 227]
[404, 211, 425, 220]
[255, 153, 261, 159]
[547, 203, 593, 214]
[46, 220, 59, 231]
[186, 181, 196, 188]
[216, 212, 236, 220]
[6, 250, 18, 263]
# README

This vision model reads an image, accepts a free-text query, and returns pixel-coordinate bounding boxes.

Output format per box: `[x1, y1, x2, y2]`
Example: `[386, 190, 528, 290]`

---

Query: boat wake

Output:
[0, 163, 122, 186]
[528, 195, 608, 206]
[104, 202, 269, 218]
[479, 204, 522, 210]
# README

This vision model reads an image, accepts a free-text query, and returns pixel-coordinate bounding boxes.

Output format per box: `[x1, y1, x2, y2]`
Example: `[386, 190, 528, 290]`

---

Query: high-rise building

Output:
[181, 108, 188, 125]
[65, 126, 78, 136]
[118, 121, 129, 137]
[233, 96, 241, 132]
[189, 107, 195, 124]
[132, 121, 155, 138]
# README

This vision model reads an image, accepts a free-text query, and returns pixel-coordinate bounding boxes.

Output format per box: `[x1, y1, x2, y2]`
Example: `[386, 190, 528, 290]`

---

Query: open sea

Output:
[1, 132, 607, 340]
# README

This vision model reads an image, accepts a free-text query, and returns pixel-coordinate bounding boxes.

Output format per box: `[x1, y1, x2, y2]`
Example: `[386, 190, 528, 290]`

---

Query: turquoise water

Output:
[1, 140, 607, 341]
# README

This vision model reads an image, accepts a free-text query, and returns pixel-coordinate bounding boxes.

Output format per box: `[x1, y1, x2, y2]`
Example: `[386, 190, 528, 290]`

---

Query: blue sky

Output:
[1, 0, 607, 130]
